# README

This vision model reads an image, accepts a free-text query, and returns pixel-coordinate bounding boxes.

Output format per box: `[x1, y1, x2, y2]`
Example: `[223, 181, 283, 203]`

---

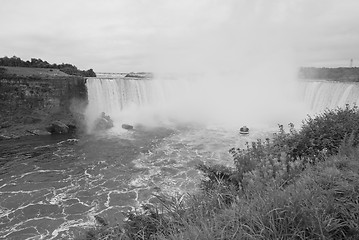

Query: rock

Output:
[0, 134, 19, 140]
[94, 113, 114, 130]
[124, 72, 153, 79]
[95, 118, 114, 130]
[0, 71, 87, 139]
[23, 116, 42, 124]
[67, 124, 77, 133]
[94, 215, 108, 226]
[46, 121, 69, 134]
[0, 134, 12, 140]
[0, 122, 11, 129]
[122, 124, 133, 130]
[26, 129, 51, 136]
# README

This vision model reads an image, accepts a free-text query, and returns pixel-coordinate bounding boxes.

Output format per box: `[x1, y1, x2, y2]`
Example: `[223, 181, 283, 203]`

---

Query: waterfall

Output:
[301, 80, 359, 112]
[85, 77, 193, 131]
[85, 76, 359, 132]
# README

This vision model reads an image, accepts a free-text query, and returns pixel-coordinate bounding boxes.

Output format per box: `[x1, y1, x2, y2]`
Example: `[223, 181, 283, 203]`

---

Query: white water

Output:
[85, 74, 309, 132]
[85, 76, 359, 136]
[301, 80, 359, 113]
[69, 77, 359, 239]
[85, 76, 192, 131]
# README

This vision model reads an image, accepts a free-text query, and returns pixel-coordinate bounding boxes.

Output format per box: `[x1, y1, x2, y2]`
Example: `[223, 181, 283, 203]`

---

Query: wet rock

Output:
[0, 72, 87, 139]
[94, 215, 108, 226]
[0, 134, 12, 140]
[95, 118, 113, 130]
[23, 116, 42, 124]
[46, 121, 69, 134]
[124, 72, 153, 79]
[67, 123, 77, 133]
[26, 129, 51, 136]
[0, 133, 20, 140]
[95, 112, 114, 130]
[0, 121, 11, 129]
[122, 124, 133, 130]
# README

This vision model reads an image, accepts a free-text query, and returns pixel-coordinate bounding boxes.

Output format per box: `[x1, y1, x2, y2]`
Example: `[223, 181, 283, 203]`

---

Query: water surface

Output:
[0, 125, 262, 239]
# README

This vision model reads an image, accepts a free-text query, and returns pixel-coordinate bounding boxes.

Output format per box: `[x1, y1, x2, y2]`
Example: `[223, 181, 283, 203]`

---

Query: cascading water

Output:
[85, 76, 194, 131]
[301, 80, 359, 113]
[86, 76, 359, 132]
[3, 76, 359, 239]
[85, 73, 307, 132]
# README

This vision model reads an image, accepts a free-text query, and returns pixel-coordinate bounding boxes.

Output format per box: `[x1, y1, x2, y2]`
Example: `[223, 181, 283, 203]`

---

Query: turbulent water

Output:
[1, 74, 359, 239]
[301, 80, 359, 112]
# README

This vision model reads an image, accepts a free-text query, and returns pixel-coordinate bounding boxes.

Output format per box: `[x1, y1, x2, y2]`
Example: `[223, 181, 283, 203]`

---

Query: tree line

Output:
[299, 67, 359, 82]
[0, 56, 96, 77]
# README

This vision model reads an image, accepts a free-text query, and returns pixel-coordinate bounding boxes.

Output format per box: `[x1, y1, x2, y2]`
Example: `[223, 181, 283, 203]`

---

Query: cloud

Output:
[0, 0, 359, 71]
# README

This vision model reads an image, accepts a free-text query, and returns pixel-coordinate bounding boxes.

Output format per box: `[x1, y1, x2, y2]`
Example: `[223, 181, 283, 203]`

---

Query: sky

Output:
[0, 0, 359, 72]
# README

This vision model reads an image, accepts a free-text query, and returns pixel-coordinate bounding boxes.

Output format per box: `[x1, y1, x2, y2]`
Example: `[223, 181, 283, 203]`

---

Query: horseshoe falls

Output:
[85, 75, 359, 134]
[85, 74, 307, 132]
[301, 80, 359, 112]
[3, 74, 359, 239]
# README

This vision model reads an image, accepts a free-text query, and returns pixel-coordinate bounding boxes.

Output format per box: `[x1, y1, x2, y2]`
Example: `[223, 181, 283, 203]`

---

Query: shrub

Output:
[229, 125, 305, 192]
[295, 105, 359, 158]
[227, 105, 359, 193]
[79, 105, 359, 240]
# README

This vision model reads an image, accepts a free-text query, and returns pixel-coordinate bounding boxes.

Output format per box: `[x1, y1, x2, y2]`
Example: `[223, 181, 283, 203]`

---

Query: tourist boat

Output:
[239, 126, 249, 135]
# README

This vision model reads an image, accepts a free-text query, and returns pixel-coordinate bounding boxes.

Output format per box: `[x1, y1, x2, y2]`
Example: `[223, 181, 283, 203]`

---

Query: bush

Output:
[295, 105, 359, 158]
[229, 125, 305, 192]
[0, 56, 97, 77]
[79, 105, 359, 240]
[228, 105, 359, 192]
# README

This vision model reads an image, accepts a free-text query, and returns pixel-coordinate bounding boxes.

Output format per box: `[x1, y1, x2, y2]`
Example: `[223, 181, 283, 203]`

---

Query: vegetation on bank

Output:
[78, 105, 359, 240]
[299, 67, 359, 82]
[0, 56, 96, 77]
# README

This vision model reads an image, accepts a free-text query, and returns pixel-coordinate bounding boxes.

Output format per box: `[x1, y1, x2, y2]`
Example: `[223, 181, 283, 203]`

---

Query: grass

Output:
[0, 66, 69, 77]
[77, 106, 359, 240]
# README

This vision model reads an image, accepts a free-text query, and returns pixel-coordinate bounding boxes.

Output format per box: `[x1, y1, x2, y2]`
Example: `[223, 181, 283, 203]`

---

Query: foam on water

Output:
[301, 80, 359, 113]
[1, 122, 271, 239]
[3, 76, 359, 239]
[85, 74, 306, 133]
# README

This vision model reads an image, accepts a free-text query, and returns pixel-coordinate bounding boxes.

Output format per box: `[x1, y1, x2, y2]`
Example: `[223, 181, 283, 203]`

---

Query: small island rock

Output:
[122, 124, 133, 130]
[46, 121, 69, 134]
[95, 112, 114, 130]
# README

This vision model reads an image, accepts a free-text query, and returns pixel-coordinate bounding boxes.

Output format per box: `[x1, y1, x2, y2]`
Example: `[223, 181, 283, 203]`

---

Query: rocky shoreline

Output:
[0, 66, 88, 140]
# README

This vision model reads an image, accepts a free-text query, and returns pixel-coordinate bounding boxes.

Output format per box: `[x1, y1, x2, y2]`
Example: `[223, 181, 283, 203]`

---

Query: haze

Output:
[1, 0, 359, 72]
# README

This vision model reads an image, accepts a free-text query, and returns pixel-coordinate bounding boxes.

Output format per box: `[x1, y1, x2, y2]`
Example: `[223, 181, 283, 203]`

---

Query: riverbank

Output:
[0, 66, 88, 139]
[78, 106, 359, 240]
[299, 67, 359, 82]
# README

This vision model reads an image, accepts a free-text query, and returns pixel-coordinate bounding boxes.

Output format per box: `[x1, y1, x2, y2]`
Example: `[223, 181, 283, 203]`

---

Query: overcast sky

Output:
[1, 0, 359, 72]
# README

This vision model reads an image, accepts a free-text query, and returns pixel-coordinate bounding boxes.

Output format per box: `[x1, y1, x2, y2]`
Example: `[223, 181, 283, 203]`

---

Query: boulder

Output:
[122, 124, 134, 130]
[94, 113, 114, 130]
[46, 121, 69, 134]
[124, 72, 153, 79]
[0, 134, 20, 140]
[0, 134, 12, 140]
[67, 124, 77, 133]
[23, 116, 42, 124]
[0, 121, 11, 129]
[26, 129, 51, 136]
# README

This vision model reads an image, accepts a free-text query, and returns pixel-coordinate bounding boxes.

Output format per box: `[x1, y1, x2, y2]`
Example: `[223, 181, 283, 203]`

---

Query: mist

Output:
[142, 0, 307, 128]
[84, 0, 356, 131]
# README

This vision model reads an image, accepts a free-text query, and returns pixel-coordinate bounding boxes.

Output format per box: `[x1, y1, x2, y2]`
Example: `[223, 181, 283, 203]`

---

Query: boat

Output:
[239, 126, 249, 135]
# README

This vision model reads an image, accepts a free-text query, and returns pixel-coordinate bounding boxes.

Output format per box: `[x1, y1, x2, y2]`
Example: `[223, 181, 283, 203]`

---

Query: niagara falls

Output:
[1, 1, 359, 239]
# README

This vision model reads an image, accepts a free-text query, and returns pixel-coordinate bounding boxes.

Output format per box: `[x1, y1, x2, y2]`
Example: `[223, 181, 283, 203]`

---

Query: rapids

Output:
[1, 74, 359, 239]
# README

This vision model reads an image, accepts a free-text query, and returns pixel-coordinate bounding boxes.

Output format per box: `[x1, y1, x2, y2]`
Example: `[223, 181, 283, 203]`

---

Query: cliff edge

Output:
[0, 66, 88, 139]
